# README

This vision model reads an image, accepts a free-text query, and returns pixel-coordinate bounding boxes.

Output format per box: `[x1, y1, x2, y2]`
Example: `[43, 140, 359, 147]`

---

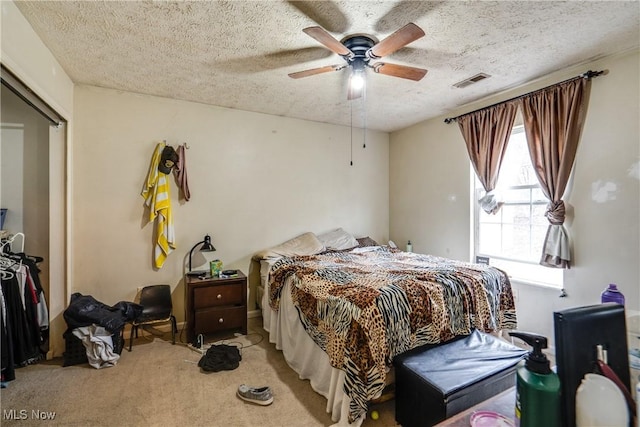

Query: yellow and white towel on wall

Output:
[141, 142, 176, 269]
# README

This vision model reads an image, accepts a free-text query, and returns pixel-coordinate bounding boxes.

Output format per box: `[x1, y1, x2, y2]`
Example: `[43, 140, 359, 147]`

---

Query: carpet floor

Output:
[0, 317, 397, 427]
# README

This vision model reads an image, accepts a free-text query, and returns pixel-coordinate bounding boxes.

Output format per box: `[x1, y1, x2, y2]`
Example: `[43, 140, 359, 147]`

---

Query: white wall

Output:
[73, 85, 389, 318]
[1, 124, 25, 234]
[390, 50, 640, 345]
[389, 111, 471, 261]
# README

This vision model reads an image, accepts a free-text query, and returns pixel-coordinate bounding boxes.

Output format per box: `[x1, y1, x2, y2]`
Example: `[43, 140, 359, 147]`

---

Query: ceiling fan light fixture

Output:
[350, 70, 365, 91]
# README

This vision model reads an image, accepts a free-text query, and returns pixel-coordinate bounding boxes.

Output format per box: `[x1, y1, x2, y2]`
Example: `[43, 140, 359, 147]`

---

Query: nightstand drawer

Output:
[194, 306, 246, 334]
[186, 271, 247, 342]
[193, 284, 243, 309]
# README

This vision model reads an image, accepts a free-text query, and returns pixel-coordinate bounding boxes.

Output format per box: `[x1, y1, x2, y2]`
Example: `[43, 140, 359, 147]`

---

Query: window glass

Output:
[473, 126, 563, 288]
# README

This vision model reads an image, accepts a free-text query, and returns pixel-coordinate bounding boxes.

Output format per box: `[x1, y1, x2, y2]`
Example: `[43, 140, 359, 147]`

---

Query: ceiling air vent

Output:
[453, 73, 491, 89]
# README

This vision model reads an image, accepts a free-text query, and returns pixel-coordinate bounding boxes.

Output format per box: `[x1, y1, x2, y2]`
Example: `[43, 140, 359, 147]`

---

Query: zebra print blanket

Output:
[268, 246, 517, 423]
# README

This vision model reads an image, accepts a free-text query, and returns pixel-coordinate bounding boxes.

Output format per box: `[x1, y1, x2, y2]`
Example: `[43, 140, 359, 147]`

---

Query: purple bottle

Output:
[601, 284, 625, 305]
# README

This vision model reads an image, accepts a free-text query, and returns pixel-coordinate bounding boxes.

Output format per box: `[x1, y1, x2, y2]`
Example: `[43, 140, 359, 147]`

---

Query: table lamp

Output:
[187, 234, 216, 276]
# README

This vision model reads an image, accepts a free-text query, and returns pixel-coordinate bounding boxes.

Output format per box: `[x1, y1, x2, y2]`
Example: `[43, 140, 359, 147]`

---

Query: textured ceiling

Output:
[14, 1, 640, 132]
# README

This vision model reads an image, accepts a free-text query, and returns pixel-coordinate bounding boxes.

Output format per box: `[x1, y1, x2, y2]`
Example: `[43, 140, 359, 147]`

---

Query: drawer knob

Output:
[217, 294, 222, 299]
[218, 318, 224, 323]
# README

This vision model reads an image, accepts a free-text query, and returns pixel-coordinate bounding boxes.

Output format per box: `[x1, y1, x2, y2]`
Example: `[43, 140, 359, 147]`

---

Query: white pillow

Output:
[253, 232, 324, 260]
[317, 228, 359, 251]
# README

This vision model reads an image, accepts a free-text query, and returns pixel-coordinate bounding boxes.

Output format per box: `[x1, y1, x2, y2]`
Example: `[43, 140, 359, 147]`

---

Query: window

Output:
[473, 125, 563, 288]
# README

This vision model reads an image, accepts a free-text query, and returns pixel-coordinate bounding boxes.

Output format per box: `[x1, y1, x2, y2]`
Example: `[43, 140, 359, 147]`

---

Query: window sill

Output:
[485, 258, 563, 290]
[509, 277, 564, 293]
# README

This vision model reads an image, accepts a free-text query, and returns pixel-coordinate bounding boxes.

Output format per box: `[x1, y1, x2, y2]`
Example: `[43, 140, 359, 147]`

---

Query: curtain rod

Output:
[443, 70, 605, 124]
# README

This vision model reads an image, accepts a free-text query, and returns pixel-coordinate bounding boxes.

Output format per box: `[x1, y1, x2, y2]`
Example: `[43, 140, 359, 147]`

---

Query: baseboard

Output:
[248, 309, 261, 319]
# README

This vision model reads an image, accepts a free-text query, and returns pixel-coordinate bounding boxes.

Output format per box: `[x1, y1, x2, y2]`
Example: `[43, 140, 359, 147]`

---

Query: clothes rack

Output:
[0, 232, 25, 253]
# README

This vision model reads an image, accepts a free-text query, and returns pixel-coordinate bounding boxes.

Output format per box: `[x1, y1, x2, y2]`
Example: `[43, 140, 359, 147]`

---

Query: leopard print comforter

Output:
[268, 246, 517, 423]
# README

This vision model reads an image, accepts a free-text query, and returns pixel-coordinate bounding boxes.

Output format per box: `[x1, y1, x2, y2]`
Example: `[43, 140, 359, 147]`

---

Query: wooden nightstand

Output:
[185, 271, 247, 343]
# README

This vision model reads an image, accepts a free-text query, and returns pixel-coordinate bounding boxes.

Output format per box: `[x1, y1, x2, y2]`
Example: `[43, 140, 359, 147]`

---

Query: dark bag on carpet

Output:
[198, 344, 241, 372]
[63, 293, 143, 333]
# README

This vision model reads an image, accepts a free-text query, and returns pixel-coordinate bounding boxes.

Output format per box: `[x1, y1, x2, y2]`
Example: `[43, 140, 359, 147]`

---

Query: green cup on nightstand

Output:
[210, 259, 223, 277]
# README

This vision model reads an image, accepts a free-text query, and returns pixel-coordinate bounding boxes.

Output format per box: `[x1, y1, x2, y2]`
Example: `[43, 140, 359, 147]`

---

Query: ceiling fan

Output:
[288, 23, 428, 100]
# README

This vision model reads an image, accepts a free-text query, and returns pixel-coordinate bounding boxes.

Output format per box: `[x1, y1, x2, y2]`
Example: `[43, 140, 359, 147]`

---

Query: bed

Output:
[252, 230, 517, 426]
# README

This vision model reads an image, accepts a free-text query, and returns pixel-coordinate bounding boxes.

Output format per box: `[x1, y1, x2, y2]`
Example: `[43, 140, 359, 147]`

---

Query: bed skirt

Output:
[262, 279, 366, 427]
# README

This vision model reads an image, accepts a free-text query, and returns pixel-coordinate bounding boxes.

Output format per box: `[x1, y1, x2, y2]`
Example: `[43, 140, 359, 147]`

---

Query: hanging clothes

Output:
[17, 254, 49, 347]
[0, 251, 47, 383]
[141, 142, 176, 269]
[0, 277, 16, 383]
[173, 143, 191, 201]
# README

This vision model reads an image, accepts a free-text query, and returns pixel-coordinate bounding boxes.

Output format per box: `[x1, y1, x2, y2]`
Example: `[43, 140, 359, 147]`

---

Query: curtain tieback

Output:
[545, 200, 565, 225]
[479, 190, 503, 215]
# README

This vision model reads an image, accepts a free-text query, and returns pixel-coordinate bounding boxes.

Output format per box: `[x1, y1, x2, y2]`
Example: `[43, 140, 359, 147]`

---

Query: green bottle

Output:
[509, 332, 561, 427]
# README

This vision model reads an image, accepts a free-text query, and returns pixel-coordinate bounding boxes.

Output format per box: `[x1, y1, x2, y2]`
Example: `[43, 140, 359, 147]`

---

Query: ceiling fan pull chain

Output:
[362, 90, 367, 149]
[350, 101, 353, 166]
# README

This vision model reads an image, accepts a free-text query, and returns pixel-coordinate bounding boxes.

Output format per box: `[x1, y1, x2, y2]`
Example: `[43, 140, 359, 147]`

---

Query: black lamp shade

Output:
[187, 234, 216, 275]
[200, 235, 215, 252]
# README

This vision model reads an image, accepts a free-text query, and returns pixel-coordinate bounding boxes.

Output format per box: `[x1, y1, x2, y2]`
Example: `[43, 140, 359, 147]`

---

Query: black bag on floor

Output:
[63, 293, 143, 333]
[198, 344, 241, 372]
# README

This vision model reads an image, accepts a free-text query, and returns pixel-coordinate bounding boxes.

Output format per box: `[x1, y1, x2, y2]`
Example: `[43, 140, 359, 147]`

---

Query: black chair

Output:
[128, 284, 177, 351]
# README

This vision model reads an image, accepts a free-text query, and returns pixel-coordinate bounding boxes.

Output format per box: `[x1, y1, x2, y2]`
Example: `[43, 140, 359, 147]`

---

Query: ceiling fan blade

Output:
[368, 23, 425, 59]
[303, 26, 353, 57]
[214, 47, 333, 73]
[372, 62, 428, 81]
[287, 1, 348, 33]
[288, 64, 344, 79]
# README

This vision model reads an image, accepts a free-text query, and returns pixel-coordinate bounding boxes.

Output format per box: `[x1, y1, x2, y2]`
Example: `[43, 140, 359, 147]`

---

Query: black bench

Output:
[394, 329, 527, 427]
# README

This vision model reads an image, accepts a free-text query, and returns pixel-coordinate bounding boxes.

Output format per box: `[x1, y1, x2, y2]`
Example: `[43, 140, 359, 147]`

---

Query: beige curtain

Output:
[458, 102, 518, 214]
[519, 77, 591, 268]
